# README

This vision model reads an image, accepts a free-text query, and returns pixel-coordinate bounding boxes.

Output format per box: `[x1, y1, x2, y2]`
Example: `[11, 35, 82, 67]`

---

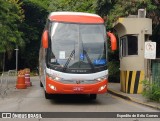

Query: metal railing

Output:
[0, 70, 17, 98]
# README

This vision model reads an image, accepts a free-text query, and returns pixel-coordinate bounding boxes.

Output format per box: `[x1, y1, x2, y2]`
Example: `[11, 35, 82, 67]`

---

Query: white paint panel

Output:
[49, 12, 101, 18]
[46, 68, 108, 80]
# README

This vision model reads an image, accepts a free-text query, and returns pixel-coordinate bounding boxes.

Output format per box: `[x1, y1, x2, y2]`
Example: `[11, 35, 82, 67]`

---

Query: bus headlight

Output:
[95, 76, 107, 82]
[54, 77, 61, 81]
[47, 74, 62, 81]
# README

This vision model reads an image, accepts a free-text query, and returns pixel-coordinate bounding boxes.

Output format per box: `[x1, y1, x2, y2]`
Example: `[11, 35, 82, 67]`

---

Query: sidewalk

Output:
[108, 83, 160, 110]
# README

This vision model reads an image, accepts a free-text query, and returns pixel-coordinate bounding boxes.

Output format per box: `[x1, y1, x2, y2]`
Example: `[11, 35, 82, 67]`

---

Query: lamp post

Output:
[15, 46, 19, 74]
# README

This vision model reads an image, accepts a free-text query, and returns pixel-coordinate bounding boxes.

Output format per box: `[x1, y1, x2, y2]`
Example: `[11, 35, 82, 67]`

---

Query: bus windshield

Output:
[48, 22, 107, 73]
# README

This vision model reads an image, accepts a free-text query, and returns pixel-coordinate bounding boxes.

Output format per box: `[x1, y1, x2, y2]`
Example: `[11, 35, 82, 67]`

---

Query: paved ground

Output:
[108, 83, 160, 110]
[0, 76, 159, 121]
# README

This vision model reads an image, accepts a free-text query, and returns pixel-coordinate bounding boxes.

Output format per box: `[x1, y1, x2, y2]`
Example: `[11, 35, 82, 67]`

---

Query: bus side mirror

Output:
[107, 32, 117, 51]
[42, 30, 48, 48]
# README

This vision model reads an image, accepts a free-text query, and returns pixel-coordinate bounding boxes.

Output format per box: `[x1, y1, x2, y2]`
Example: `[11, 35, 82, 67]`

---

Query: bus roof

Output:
[48, 12, 104, 24]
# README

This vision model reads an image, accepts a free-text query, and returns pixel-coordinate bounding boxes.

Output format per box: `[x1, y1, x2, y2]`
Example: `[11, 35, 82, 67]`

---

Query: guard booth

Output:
[113, 11, 152, 94]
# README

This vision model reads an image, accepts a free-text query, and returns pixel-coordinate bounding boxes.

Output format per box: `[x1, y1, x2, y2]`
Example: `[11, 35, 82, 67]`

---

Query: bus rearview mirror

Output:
[42, 30, 48, 48]
[107, 32, 117, 51]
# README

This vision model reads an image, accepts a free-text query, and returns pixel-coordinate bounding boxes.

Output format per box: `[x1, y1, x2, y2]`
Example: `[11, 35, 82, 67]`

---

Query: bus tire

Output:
[89, 94, 97, 100]
[45, 91, 53, 99]
[40, 81, 43, 87]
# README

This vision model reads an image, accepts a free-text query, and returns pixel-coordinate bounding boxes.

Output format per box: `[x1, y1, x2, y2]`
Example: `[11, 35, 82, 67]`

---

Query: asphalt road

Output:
[0, 76, 159, 121]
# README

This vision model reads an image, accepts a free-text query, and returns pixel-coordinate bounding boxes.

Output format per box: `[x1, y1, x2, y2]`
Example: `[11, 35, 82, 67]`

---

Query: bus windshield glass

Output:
[48, 22, 107, 73]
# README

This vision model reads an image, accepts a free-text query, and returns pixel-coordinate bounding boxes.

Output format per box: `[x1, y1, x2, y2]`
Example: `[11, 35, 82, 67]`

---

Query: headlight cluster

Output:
[47, 73, 63, 81]
[96, 76, 107, 92]
[95, 76, 107, 82]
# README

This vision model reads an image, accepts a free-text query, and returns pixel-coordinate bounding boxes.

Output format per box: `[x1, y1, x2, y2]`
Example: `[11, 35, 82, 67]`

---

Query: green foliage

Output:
[108, 61, 120, 82]
[0, 0, 25, 70]
[48, 0, 95, 13]
[107, 0, 156, 28]
[142, 80, 160, 102]
[18, 0, 50, 69]
[0, 0, 25, 54]
[148, 0, 160, 57]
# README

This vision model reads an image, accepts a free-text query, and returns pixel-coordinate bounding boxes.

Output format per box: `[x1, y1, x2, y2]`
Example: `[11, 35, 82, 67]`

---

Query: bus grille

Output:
[59, 80, 98, 84]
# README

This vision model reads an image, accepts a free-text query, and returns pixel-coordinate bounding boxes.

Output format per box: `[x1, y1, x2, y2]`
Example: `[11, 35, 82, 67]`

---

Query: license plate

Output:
[73, 87, 84, 92]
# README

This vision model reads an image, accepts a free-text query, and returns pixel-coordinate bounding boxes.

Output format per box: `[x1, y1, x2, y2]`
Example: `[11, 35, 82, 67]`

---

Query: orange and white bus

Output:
[39, 12, 117, 99]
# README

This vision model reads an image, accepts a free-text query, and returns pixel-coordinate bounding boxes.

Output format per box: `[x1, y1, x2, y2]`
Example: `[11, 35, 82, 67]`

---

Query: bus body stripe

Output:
[127, 71, 132, 93]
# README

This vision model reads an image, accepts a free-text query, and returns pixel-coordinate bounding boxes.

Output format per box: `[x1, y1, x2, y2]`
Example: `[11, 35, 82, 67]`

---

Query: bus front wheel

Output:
[89, 94, 97, 100]
[40, 81, 43, 87]
[45, 91, 53, 99]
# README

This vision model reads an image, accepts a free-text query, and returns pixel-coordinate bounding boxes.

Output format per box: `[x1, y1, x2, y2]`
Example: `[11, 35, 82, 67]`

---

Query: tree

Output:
[0, 0, 24, 71]
[18, 0, 50, 69]
[95, 0, 116, 17]
[107, 0, 156, 27]
[48, 0, 95, 13]
[147, 0, 160, 57]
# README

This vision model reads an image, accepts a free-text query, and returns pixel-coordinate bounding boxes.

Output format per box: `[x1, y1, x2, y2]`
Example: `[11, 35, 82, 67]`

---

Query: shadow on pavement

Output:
[49, 94, 100, 104]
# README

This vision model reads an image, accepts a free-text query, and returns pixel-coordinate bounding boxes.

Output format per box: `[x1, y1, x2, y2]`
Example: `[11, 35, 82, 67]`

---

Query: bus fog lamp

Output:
[98, 85, 106, 91]
[49, 84, 57, 91]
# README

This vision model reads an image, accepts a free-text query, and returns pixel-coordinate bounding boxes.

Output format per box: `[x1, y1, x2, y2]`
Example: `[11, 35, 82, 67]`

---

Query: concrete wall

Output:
[114, 18, 152, 71]
[113, 17, 152, 93]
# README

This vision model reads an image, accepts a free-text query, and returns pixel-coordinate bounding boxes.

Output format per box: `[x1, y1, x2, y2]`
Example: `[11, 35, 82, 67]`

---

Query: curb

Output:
[108, 88, 160, 110]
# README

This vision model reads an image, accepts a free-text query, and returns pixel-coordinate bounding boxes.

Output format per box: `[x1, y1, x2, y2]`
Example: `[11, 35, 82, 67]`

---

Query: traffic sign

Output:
[144, 42, 156, 59]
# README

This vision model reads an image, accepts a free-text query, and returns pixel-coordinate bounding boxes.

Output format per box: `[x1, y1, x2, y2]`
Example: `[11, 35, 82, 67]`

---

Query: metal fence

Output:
[152, 59, 160, 86]
[0, 70, 17, 98]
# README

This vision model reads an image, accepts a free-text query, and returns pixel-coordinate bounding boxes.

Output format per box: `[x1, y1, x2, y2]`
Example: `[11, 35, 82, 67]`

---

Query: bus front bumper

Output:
[45, 76, 108, 94]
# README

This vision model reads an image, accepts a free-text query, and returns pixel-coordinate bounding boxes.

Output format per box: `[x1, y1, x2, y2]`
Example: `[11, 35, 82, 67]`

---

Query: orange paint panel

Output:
[107, 32, 117, 51]
[42, 30, 48, 48]
[49, 15, 104, 23]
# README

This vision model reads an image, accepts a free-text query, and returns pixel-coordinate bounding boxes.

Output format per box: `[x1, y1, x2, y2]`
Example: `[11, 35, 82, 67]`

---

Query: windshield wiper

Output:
[83, 50, 95, 72]
[63, 50, 75, 72]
